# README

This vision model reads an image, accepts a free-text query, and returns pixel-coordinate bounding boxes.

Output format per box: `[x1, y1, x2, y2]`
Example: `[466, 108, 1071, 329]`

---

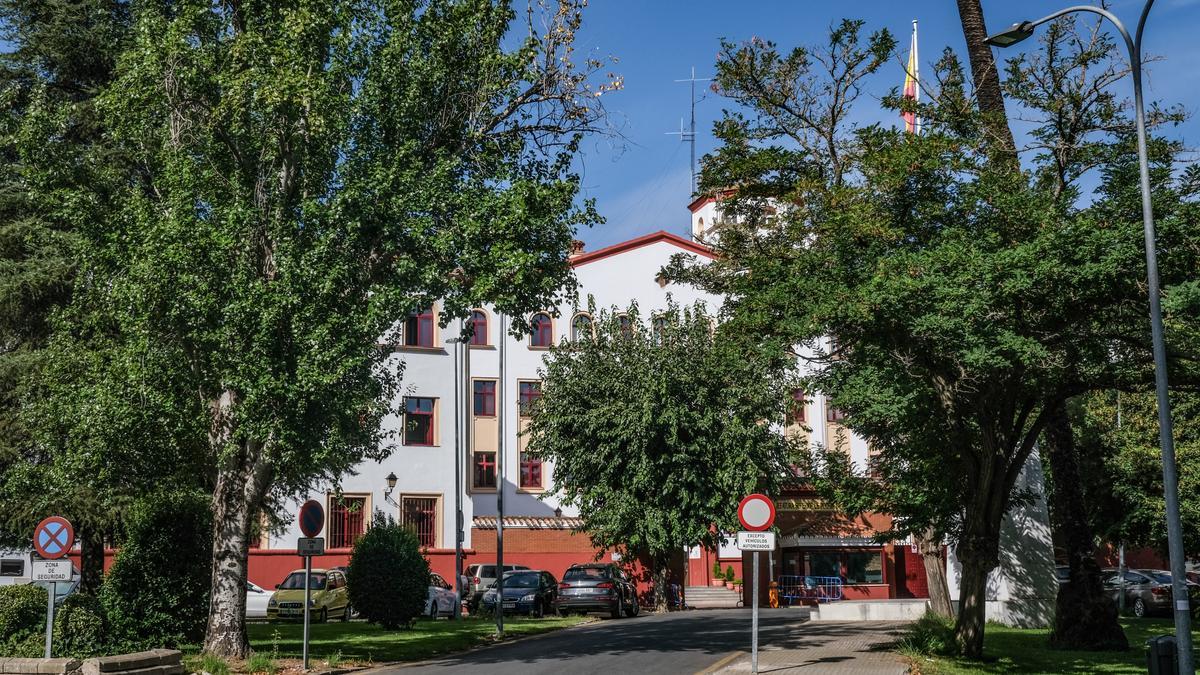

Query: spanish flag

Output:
[903, 20, 920, 134]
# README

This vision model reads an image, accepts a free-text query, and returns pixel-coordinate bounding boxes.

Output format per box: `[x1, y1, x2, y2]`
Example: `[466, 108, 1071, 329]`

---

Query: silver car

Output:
[465, 563, 529, 610]
[1103, 568, 1200, 617]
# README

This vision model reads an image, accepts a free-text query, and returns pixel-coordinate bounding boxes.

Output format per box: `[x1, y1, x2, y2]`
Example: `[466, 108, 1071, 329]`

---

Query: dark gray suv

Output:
[555, 563, 639, 619]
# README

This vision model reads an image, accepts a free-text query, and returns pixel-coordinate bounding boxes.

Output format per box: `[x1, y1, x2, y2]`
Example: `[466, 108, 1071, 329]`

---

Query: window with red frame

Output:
[328, 496, 366, 549]
[518, 381, 541, 416]
[401, 496, 438, 548]
[530, 312, 553, 347]
[404, 397, 436, 445]
[787, 389, 807, 425]
[473, 380, 496, 417]
[469, 310, 488, 346]
[520, 452, 543, 489]
[404, 308, 435, 348]
[473, 452, 497, 489]
[827, 406, 848, 423]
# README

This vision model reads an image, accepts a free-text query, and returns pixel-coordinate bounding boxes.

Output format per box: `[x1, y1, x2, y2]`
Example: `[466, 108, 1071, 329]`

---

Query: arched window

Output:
[617, 313, 634, 339]
[571, 313, 593, 341]
[469, 309, 488, 346]
[530, 312, 553, 347]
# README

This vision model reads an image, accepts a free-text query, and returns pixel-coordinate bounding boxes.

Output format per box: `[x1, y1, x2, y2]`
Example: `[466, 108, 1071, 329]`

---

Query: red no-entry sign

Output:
[737, 494, 776, 532]
[298, 500, 325, 538]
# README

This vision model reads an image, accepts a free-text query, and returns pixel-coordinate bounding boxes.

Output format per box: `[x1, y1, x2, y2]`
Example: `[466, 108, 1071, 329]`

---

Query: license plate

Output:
[502, 601, 516, 608]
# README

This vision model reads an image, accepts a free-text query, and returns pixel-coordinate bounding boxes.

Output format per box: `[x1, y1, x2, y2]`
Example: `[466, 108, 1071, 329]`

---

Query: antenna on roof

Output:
[665, 66, 711, 196]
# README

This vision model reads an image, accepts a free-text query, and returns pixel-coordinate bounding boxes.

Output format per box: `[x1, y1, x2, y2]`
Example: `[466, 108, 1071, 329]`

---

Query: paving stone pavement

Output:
[709, 621, 911, 674]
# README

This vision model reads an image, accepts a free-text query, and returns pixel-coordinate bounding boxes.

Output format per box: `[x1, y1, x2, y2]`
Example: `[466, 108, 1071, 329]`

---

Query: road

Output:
[370, 608, 811, 675]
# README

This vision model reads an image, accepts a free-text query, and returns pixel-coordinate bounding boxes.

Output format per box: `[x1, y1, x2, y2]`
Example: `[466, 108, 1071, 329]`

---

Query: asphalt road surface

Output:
[370, 607, 811, 675]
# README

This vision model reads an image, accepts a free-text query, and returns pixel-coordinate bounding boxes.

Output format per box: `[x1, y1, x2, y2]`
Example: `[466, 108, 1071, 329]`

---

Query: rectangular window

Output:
[473, 380, 496, 417]
[845, 551, 884, 584]
[404, 308, 435, 348]
[401, 496, 439, 548]
[827, 406, 847, 423]
[0, 559, 23, 576]
[328, 496, 367, 549]
[473, 452, 497, 490]
[787, 389, 806, 425]
[518, 381, 541, 417]
[404, 397, 436, 445]
[807, 552, 840, 578]
[520, 452, 543, 489]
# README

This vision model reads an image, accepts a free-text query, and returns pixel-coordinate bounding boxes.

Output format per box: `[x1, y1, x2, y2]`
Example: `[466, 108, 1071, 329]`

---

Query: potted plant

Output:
[725, 565, 736, 589]
[711, 561, 725, 586]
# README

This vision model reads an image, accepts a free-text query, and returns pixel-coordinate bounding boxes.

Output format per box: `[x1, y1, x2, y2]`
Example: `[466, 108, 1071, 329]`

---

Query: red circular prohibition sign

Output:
[738, 494, 776, 532]
[33, 516, 75, 560]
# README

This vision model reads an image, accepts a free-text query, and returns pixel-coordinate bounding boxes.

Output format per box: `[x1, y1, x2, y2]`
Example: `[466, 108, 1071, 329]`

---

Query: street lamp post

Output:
[987, 3, 1194, 671]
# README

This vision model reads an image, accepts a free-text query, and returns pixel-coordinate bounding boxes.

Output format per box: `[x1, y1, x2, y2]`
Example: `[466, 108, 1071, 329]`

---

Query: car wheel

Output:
[556, 606, 569, 618]
[1133, 598, 1147, 618]
[342, 603, 352, 622]
[318, 607, 328, 623]
[429, 601, 438, 620]
[531, 600, 544, 619]
[628, 597, 640, 617]
[610, 599, 622, 619]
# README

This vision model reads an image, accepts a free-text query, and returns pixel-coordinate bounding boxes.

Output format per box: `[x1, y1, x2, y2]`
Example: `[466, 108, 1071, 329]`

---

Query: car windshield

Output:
[503, 573, 540, 588]
[280, 572, 326, 590]
[564, 568, 607, 581]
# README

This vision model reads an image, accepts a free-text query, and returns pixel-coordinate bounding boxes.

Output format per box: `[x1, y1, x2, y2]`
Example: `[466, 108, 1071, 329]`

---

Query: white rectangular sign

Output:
[31, 559, 73, 582]
[737, 531, 776, 551]
[297, 537, 325, 556]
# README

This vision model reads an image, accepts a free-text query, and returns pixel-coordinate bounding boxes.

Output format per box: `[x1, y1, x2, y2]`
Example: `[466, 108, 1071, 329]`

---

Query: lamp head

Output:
[385, 472, 398, 489]
[984, 21, 1035, 48]
[554, 506, 563, 518]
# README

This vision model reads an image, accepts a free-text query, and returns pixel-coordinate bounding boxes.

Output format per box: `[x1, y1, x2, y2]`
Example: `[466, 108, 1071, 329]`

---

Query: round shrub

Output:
[54, 593, 107, 658]
[101, 490, 212, 649]
[346, 513, 429, 629]
[0, 584, 47, 657]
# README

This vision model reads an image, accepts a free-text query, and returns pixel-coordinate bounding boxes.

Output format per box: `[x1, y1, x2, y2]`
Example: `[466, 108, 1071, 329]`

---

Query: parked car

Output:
[1054, 565, 1070, 587]
[465, 563, 529, 610]
[480, 570, 559, 617]
[1102, 568, 1200, 617]
[246, 580, 271, 619]
[425, 572, 458, 619]
[267, 568, 351, 622]
[554, 563, 639, 619]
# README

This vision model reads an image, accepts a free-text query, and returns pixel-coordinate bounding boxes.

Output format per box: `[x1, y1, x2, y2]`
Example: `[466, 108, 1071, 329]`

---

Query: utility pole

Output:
[666, 67, 711, 195]
[496, 312, 506, 636]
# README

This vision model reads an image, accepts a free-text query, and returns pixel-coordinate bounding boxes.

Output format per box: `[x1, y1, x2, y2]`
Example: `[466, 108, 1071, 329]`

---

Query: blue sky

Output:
[569, 0, 1200, 250]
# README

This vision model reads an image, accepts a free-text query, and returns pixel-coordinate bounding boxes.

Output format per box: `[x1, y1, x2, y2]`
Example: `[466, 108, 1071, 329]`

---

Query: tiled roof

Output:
[569, 230, 715, 267]
[473, 515, 584, 530]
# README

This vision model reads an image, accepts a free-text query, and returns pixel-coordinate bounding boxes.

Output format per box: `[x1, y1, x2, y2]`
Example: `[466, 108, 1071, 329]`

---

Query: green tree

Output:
[527, 302, 796, 610]
[36, 0, 616, 658]
[346, 514, 429, 630]
[666, 22, 1200, 657]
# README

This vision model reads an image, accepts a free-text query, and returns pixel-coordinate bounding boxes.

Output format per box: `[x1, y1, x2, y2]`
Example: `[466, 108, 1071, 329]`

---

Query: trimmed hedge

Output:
[0, 584, 47, 657]
[53, 593, 107, 657]
[346, 513, 429, 629]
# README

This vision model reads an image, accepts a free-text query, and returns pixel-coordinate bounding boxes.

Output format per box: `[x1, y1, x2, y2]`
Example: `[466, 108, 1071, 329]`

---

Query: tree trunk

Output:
[79, 526, 105, 595]
[954, 542, 993, 659]
[1044, 399, 1128, 651]
[917, 528, 953, 618]
[652, 559, 668, 612]
[202, 390, 270, 659]
[955, 0, 1018, 155]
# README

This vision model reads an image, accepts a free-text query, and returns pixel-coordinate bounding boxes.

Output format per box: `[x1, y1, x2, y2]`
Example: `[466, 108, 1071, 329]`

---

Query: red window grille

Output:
[788, 389, 807, 424]
[328, 496, 366, 549]
[518, 381, 541, 416]
[827, 406, 848, 423]
[530, 313, 553, 347]
[520, 452, 543, 489]
[404, 308, 435, 348]
[469, 310, 488, 346]
[473, 452, 497, 489]
[401, 496, 438, 548]
[473, 381, 496, 417]
[405, 397, 436, 445]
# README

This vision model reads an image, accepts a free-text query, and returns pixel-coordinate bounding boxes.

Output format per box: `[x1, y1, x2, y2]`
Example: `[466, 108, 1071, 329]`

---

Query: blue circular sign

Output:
[298, 500, 324, 538]
[33, 516, 74, 560]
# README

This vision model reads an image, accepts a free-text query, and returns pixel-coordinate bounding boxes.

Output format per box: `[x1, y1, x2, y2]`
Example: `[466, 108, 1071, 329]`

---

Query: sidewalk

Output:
[706, 621, 911, 674]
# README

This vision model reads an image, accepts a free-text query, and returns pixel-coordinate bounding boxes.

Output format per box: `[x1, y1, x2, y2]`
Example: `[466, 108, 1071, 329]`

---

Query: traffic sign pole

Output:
[44, 580, 55, 658]
[752, 551, 759, 675]
[303, 556, 311, 670]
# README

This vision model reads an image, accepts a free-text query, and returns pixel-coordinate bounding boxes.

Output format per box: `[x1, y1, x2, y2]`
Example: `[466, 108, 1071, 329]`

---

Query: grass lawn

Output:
[185, 615, 592, 672]
[905, 617, 1199, 674]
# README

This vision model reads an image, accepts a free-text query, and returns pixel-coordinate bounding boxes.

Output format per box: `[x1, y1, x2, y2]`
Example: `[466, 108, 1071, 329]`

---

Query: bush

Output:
[0, 584, 47, 657]
[53, 593, 107, 658]
[712, 561, 722, 578]
[346, 513, 429, 629]
[725, 565, 736, 582]
[101, 490, 212, 649]
[895, 612, 958, 657]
